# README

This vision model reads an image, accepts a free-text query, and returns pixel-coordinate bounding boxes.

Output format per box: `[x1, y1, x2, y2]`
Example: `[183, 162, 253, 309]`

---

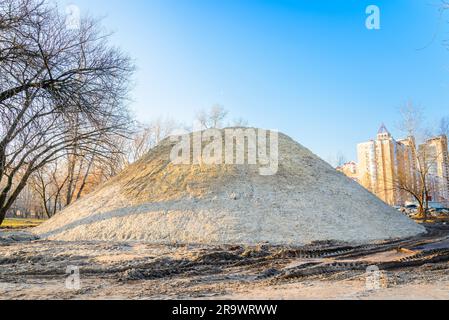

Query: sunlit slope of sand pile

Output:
[33, 129, 425, 244]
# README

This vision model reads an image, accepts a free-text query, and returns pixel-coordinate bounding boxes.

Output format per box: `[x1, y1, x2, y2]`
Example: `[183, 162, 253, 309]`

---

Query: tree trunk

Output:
[42, 198, 51, 219]
[0, 207, 7, 226]
[0, 168, 33, 226]
[65, 157, 76, 206]
[424, 191, 430, 219]
[76, 156, 95, 200]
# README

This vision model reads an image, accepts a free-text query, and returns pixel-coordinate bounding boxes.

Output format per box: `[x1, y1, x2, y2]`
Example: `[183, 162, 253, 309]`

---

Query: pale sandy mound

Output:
[33, 129, 425, 245]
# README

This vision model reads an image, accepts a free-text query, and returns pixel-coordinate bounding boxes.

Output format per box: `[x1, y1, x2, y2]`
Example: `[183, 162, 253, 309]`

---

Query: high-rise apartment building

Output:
[357, 125, 417, 206]
[356, 125, 449, 206]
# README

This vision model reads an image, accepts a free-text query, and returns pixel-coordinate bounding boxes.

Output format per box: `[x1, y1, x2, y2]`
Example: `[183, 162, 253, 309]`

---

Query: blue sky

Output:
[56, 0, 449, 163]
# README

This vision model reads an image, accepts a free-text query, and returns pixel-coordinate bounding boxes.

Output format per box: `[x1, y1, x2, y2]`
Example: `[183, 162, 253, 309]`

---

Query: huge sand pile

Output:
[33, 128, 425, 245]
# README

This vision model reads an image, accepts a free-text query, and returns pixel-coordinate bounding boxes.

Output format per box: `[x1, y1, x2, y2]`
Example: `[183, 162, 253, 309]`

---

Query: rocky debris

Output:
[121, 269, 146, 281]
[257, 268, 281, 280]
[0, 231, 39, 244]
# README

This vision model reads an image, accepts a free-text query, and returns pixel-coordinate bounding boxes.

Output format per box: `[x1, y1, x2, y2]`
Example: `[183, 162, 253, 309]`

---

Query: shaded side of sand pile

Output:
[33, 129, 425, 245]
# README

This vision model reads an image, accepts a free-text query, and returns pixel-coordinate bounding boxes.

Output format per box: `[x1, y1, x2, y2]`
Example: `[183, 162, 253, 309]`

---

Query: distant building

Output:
[420, 135, 449, 205]
[357, 124, 417, 206]
[356, 124, 449, 207]
[336, 161, 359, 182]
[357, 125, 410, 205]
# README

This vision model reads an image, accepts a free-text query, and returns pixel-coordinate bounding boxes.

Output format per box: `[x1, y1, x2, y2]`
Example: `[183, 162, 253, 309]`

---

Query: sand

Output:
[33, 128, 425, 244]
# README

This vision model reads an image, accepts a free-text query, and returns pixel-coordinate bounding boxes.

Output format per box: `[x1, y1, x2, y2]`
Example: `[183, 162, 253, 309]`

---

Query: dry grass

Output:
[1, 218, 44, 229]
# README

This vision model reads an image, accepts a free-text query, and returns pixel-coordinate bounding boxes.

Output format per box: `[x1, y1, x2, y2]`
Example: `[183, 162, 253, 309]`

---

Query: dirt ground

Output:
[2, 223, 449, 300]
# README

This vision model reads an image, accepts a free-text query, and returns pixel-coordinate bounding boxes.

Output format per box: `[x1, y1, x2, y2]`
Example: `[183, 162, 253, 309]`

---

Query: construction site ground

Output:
[1, 222, 449, 300]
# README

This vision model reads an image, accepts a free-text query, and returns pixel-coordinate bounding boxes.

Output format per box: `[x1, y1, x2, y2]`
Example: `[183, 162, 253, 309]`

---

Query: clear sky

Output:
[56, 0, 449, 164]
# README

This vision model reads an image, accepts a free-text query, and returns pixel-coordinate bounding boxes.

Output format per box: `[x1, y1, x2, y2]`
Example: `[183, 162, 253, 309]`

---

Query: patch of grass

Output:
[414, 216, 449, 224]
[1, 218, 45, 229]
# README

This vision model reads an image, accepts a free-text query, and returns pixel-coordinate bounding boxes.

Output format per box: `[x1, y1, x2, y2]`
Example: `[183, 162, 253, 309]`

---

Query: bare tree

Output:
[0, 0, 134, 225]
[65, 146, 100, 205]
[30, 160, 68, 218]
[439, 116, 449, 137]
[125, 118, 178, 164]
[196, 105, 228, 129]
[394, 102, 441, 218]
[229, 117, 249, 127]
[336, 151, 347, 168]
[8, 181, 41, 218]
[195, 105, 250, 131]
